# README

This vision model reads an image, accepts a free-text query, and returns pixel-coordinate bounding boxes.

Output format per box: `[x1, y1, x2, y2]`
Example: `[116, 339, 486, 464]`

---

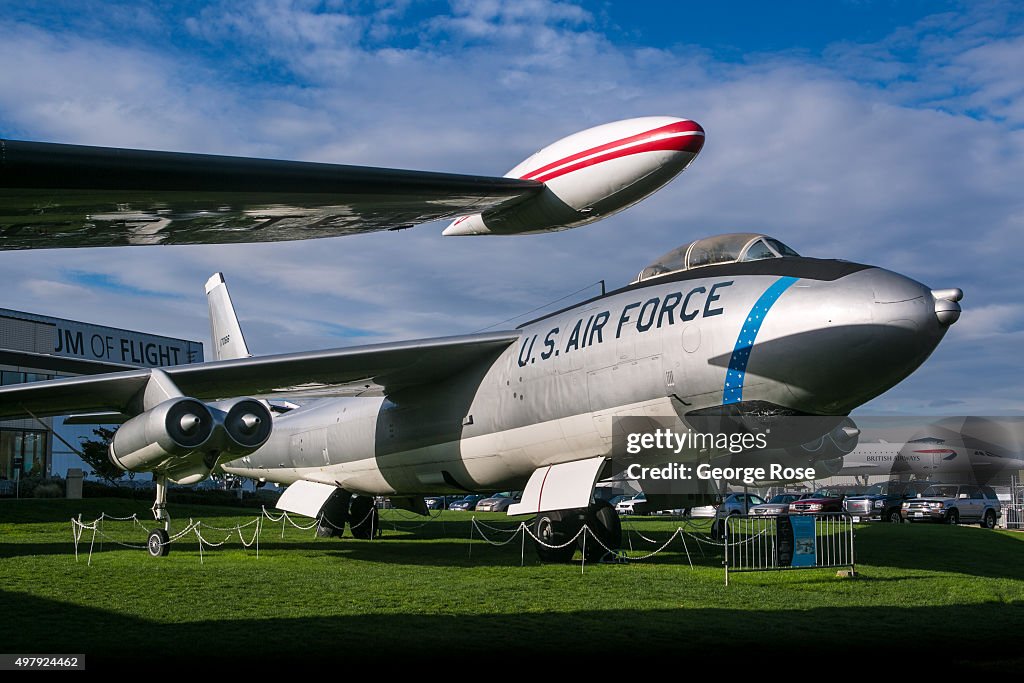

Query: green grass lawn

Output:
[1, 498, 1022, 670]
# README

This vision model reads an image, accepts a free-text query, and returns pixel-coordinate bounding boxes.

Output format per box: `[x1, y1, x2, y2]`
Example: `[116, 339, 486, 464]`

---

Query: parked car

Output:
[788, 488, 847, 515]
[843, 480, 933, 523]
[424, 495, 463, 510]
[710, 493, 767, 538]
[748, 492, 804, 516]
[714, 492, 766, 519]
[615, 493, 647, 515]
[902, 484, 1002, 527]
[474, 492, 522, 512]
[448, 495, 484, 511]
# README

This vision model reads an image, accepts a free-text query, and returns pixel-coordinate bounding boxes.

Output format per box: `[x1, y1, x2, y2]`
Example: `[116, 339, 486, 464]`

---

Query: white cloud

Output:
[19, 279, 95, 302]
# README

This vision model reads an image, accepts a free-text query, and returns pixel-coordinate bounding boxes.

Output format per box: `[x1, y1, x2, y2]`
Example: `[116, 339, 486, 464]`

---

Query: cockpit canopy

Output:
[634, 233, 800, 283]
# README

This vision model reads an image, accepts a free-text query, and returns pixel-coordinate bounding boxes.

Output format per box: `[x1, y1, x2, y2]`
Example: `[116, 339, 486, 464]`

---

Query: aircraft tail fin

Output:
[205, 273, 251, 361]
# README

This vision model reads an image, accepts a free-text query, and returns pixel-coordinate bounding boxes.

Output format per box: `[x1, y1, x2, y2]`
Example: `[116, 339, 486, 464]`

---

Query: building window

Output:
[1, 371, 24, 385]
[0, 372, 54, 385]
[0, 429, 49, 479]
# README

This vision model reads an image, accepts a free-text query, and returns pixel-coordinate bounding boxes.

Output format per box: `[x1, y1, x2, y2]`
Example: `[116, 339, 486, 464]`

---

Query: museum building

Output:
[0, 307, 203, 488]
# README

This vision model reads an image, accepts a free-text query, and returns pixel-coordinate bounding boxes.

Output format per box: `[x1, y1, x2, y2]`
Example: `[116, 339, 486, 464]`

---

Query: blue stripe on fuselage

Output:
[722, 276, 799, 405]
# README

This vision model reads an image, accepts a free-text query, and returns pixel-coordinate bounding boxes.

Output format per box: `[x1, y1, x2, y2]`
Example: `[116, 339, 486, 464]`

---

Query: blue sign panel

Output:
[790, 515, 817, 567]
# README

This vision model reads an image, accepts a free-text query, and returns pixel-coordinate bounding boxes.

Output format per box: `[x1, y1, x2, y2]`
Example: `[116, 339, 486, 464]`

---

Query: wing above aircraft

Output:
[0, 116, 705, 248]
[0, 330, 519, 419]
[0, 139, 542, 250]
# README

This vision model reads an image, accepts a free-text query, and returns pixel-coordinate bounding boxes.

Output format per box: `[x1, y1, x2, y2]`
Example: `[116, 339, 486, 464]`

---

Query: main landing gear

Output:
[348, 495, 380, 540]
[533, 500, 622, 563]
[316, 492, 380, 540]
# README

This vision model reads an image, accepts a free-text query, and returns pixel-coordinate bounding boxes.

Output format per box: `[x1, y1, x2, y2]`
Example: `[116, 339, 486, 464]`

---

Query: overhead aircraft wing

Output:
[0, 330, 520, 419]
[0, 139, 542, 250]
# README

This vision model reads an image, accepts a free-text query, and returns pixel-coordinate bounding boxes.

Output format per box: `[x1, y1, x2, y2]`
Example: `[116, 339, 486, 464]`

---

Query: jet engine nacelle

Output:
[443, 116, 704, 236]
[109, 397, 273, 482]
[109, 397, 216, 472]
[208, 397, 274, 455]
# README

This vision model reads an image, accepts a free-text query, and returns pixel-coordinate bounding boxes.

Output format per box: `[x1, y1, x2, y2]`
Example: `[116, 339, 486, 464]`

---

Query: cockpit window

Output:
[741, 239, 776, 262]
[687, 233, 757, 269]
[634, 233, 801, 283]
[765, 238, 800, 257]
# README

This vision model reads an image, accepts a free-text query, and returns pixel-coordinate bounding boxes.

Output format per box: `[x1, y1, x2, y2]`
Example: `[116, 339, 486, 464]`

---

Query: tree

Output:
[78, 427, 133, 484]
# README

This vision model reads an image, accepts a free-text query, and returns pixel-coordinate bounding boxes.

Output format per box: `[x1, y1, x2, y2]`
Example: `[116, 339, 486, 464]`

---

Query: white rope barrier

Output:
[69, 506, 766, 570]
[71, 512, 264, 565]
[468, 515, 772, 570]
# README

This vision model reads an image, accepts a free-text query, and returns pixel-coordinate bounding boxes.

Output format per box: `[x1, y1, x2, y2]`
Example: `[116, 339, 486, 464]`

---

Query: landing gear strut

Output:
[147, 475, 171, 557]
[533, 501, 622, 563]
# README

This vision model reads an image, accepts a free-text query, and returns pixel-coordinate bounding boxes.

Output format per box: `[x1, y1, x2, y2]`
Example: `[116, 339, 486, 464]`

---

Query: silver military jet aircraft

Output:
[0, 232, 962, 561]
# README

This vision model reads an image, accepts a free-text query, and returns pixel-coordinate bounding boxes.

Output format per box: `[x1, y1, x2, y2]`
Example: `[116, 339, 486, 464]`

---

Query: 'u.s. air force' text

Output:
[518, 281, 733, 367]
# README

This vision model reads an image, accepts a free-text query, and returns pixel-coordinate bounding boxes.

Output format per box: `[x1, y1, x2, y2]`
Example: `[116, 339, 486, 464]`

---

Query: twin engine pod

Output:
[109, 396, 272, 484]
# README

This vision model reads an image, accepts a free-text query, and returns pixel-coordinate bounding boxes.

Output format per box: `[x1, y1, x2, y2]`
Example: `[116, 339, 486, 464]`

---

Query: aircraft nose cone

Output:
[871, 268, 952, 337]
[757, 267, 958, 414]
[869, 273, 961, 347]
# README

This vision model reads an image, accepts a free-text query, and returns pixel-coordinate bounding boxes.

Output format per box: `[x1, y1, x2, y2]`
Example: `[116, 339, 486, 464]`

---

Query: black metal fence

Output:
[723, 513, 856, 585]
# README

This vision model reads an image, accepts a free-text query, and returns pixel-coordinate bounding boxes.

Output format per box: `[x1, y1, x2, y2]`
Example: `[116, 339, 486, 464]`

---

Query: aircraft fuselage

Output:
[223, 257, 953, 496]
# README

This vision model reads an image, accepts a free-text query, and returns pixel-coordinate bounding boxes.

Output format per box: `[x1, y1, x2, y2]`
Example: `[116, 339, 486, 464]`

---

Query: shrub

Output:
[33, 482, 64, 498]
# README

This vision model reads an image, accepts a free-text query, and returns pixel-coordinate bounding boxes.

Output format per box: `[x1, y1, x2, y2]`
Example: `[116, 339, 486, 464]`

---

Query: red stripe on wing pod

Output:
[528, 133, 703, 184]
[521, 120, 704, 182]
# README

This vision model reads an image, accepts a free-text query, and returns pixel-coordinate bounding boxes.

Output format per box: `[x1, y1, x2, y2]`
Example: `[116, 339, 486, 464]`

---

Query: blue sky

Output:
[1, 0, 1023, 414]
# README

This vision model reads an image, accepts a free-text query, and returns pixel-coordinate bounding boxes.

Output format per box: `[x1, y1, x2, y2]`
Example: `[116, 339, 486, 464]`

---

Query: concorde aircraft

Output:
[0, 231, 963, 561]
[836, 417, 1024, 485]
[711, 416, 1024, 490]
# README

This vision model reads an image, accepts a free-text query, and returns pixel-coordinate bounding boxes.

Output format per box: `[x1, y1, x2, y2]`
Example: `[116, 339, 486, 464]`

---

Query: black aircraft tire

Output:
[579, 501, 622, 561]
[147, 529, 170, 558]
[318, 490, 351, 538]
[349, 497, 379, 540]
[534, 511, 579, 563]
[316, 520, 343, 538]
